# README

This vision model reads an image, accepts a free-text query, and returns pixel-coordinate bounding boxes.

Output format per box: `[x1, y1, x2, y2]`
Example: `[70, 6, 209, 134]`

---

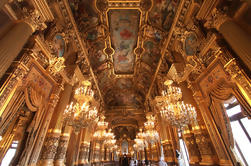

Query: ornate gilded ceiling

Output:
[68, 0, 181, 136]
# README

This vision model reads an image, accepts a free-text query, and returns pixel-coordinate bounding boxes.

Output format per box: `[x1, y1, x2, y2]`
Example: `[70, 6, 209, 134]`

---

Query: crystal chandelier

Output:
[144, 115, 159, 144]
[160, 101, 196, 128]
[63, 81, 99, 133]
[93, 115, 109, 143]
[157, 80, 197, 128]
[104, 129, 116, 148]
[133, 129, 147, 151]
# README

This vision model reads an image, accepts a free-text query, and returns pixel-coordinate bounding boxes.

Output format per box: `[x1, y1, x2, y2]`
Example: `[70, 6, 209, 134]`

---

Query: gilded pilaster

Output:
[20, 84, 62, 166]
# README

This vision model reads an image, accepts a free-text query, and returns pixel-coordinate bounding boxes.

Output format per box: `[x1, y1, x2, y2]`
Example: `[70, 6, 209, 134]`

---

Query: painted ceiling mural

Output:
[69, 0, 181, 111]
[108, 9, 140, 74]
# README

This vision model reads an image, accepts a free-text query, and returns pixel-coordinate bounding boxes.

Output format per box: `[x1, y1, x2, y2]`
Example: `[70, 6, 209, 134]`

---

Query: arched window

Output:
[1, 141, 18, 165]
[224, 97, 251, 166]
[121, 139, 129, 155]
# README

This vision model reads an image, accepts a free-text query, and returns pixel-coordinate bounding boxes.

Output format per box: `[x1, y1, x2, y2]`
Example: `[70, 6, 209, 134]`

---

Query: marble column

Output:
[205, 9, 251, 71]
[0, 22, 33, 79]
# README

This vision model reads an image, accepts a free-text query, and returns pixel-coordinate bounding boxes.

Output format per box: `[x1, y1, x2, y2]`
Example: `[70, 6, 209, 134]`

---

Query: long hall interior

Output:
[0, 0, 250, 166]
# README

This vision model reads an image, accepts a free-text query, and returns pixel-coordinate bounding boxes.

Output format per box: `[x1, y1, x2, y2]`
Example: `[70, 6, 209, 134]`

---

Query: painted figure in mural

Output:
[149, 0, 179, 31]
[185, 33, 198, 55]
[70, 0, 98, 31]
[54, 34, 65, 57]
[142, 40, 161, 68]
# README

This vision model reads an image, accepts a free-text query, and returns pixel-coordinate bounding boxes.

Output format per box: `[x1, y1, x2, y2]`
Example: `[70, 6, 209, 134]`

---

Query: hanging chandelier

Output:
[157, 80, 197, 128]
[133, 129, 147, 151]
[144, 115, 159, 144]
[93, 115, 109, 143]
[63, 81, 99, 133]
[104, 129, 116, 148]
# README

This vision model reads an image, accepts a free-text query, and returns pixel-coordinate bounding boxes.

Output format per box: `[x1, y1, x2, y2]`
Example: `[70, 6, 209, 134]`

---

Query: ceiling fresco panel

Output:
[108, 9, 140, 74]
[67, 0, 182, 127]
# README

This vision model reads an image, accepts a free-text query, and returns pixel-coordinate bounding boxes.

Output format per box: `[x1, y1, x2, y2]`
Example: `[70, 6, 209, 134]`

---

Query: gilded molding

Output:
[0, 54, 30, 114]
[146, 0, 192, 100]
[58, 0, 104, 105]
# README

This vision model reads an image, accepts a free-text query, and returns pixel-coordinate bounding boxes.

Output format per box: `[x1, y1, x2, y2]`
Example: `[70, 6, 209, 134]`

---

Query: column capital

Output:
[204, 9, 230, 30]
[22, 9, 47, 32]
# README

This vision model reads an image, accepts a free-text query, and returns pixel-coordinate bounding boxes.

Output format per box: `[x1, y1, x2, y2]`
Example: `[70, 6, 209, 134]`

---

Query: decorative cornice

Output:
[58, 0, 105, 105]
[145, 0, 191, 101]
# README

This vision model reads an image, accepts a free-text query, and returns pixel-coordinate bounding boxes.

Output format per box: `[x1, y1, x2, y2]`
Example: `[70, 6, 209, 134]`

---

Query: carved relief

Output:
[40, 134, 60, 159]
[194, 132, 214, 156]
[55, 135, 69, 159]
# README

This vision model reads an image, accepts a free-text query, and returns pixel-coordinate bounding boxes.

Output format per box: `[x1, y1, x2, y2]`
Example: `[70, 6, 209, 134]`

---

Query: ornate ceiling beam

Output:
[61, 0, 104, 105]
[145, 0, 188, 101]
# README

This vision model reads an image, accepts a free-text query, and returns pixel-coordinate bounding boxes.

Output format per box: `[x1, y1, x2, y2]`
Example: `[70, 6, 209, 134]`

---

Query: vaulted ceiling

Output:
[68, 0, 181, 138]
